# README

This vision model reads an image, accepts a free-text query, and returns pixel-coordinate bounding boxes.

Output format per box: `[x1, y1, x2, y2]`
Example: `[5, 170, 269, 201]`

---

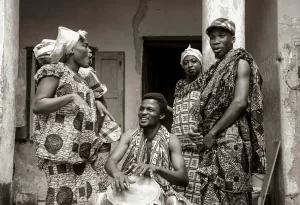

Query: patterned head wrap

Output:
[180, 44, 203, 66]
[33, 39, 56, 65]
[206, 18, 236, 35]
[50, 27, 88, 63]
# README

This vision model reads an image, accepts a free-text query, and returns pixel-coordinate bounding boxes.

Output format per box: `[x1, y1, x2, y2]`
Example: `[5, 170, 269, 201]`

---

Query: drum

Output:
[106, 175, 161, 205]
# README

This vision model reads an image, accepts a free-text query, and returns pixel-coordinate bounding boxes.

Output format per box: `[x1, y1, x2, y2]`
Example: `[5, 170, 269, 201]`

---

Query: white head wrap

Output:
[180, 44, 203, 66]
[33, 39, 56, 65]
[50, 27, 88, 63]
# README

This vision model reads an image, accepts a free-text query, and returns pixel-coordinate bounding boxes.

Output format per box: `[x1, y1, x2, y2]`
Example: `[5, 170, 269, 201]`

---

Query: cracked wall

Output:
[246, 0, 281, 203]
[132, 0, 148, 75]
[247, 0, 300, 204]
[19, 1, 297, 204]
[278, 0, 300, 204]
[20, 0, 202, 136]
[18, 0, 202, 203]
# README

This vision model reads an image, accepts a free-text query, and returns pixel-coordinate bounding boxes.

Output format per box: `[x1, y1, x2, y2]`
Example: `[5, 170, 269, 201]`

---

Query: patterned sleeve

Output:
[79, 67, 107, 99]
[34, 63, 65, 85]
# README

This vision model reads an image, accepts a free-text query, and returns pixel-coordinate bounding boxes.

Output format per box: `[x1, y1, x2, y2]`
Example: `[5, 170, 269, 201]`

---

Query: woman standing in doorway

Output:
[170, 45, 203, 205]
[32, 27, 109, 205]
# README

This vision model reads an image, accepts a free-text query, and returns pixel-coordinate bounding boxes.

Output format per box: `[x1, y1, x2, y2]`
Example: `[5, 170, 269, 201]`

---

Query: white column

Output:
[202, 0, 245, 70]
[0, 0, 19, 204]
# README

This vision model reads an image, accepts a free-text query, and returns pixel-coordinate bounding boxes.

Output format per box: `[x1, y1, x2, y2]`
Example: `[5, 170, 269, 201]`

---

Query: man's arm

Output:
[155, 134, 189, 186]
[105, 129, 136, 191]
[204, 59, 250, 147]
[105, 129, 133, 177]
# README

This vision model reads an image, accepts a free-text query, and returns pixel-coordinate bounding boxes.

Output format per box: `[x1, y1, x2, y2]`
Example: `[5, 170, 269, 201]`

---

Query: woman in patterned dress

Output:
[170, 45, 203, 205]
[32, 27, 109, 205]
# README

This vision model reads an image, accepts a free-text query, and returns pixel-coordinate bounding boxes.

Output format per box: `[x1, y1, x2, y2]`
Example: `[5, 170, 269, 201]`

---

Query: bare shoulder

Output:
[121, 129, 136, 143]
[237, 59, 250, 77]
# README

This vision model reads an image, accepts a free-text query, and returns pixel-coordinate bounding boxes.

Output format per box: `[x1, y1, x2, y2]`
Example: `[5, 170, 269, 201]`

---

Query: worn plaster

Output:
[132, 0, 148, 75]
[17, 0, 203, 201]
[279, 6, 300, 203]
[202, 0, 245, 71]
[0, 0, 19, 204]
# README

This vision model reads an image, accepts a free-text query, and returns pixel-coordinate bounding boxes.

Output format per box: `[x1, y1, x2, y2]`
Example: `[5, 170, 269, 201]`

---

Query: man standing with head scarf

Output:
[189, 18, 267, 205]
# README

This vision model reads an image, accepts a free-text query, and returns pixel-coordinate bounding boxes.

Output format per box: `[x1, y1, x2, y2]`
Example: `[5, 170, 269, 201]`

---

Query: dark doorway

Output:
[142, 37, 202, 131]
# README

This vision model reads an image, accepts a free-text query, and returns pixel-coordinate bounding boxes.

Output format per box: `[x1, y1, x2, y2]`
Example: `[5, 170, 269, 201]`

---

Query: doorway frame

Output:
[142, 36, 202, 96]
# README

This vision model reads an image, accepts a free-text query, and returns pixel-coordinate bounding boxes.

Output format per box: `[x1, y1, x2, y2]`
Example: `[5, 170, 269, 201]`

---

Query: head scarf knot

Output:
[180, 44, 203, 66]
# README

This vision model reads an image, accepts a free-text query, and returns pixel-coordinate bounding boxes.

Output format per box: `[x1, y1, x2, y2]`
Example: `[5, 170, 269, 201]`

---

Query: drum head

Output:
[106, 175, 161, 205]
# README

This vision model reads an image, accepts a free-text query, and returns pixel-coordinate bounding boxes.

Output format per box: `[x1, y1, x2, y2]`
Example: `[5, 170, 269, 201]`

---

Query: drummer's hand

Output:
[112, 172, 135, 192]
[132, 163, 159, 177]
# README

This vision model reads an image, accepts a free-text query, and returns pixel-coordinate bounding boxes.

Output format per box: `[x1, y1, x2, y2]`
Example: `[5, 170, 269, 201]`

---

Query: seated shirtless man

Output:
[105, 93, 192, 205]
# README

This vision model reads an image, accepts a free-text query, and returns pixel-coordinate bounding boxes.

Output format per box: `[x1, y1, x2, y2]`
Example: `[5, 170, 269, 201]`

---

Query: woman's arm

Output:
[33, 76, 90, 115]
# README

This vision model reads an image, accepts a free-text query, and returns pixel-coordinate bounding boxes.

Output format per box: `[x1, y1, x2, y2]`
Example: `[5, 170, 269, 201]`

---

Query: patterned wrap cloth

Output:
[190, 48, 266, 205]
[171, 46, 203, 204]
[32, 27, 121, 205]
[171, 77, 203, 205]
[33, 62, 107, 205]
[120, 125, 193, 205]
[78, 67, 108, 100]
[33, 39, 56, 65]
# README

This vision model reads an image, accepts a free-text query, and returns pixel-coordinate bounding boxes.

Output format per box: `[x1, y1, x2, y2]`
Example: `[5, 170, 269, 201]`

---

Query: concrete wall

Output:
[277, 0, 300, 204]
[17, 0, 202, 202]
[19, 0, 202, 130]
[0, 0, 19, 204]
[247, 0, 300, 204]
[245, 0, 281, 204]
[18, 1, 297, 204]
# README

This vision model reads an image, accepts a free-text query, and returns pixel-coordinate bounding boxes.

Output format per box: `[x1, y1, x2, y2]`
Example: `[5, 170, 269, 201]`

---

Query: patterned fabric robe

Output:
[33, 63, 111, 205]
[191, 48, 266, 205]
[171, 78, 203, 204]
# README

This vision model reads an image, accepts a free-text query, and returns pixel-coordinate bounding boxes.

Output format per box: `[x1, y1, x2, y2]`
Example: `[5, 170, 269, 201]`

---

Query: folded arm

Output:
[33, 77, 72, 114]
[33, 76, 90, 115]
[208, 59, 250, 138]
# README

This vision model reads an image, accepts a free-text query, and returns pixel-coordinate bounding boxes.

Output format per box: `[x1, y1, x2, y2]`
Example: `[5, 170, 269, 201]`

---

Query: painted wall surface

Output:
[0, 0, 19, 204]
[202, 0, 245, 70]
[245, 0, 281, 204]
[17, 0, 202, 202]
[19, 0, 202, 130]
[277, 0, 300, 204]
